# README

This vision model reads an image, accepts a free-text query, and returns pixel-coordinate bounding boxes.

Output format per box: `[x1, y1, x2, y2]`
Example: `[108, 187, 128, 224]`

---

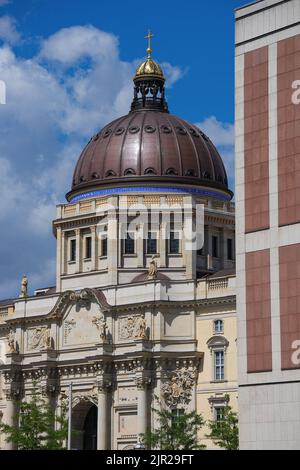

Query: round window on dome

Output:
[103, 129, 112, 138]
[144, 125, 156, 133]
[129, 126, 140, 134]
[105, 170, 116, 178]
[176, 126, 187, 135]
[160, 125, 172, 134]
[115, 127, 125, 135]
[124, 168, 136, 176]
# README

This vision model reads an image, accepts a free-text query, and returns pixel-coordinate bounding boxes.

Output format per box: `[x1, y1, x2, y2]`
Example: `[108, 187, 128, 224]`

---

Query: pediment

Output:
[48, 288, 110, 321]
[207, 335, 229, 349]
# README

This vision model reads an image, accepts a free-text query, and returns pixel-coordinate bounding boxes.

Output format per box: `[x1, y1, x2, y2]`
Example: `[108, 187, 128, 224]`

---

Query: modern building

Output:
[235, 0, 300, 450]
[0, 42, 237, 450]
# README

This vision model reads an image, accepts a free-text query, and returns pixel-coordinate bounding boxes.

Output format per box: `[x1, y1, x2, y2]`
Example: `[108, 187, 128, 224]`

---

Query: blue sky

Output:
[0, 0, 244, 298]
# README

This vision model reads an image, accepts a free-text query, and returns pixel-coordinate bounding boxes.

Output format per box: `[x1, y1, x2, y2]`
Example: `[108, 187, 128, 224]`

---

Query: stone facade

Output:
[0, 192, 237, 449]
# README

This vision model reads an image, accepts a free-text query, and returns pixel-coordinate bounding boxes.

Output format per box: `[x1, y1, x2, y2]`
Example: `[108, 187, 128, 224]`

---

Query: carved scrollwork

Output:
[162, 370, 195, 408]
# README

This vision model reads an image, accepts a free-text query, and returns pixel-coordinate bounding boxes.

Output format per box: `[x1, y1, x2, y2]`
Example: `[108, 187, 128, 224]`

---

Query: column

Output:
[108, 196, 118, 285]
[56, 227, 62, 292]
[91, 225, 97, 271]
[2, 394, 17, 450]
[135, 376, 150, 437]
[75, 228, 81, 273]
[97, 377, 109, 450]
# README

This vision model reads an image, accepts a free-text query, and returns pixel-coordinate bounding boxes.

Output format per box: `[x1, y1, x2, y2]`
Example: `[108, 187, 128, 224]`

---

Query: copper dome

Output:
[67, 53, 232, 202]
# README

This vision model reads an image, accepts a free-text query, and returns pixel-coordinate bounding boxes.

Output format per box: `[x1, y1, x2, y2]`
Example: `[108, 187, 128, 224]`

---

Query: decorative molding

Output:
[49, 288, 110, 321]
[207, 335, 229, 353]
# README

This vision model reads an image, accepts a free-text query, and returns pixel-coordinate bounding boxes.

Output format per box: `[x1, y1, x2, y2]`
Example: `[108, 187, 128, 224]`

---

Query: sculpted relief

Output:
[162, 370, 195, 408]
[27, 327, 50, 351]
[118, 314, 148, 341]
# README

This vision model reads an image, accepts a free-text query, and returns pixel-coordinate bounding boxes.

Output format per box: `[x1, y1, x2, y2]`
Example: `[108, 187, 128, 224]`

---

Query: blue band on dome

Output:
[69, 186, 231, 203]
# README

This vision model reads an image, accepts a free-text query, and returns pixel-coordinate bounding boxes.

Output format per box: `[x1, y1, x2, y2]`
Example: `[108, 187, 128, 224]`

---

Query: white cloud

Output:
[0, 0, 10, 6]
[195, 116, 235, 187]
[196, 116, 234, 147]
[0, 15, 20, 44]
[39, 25, 118, 65]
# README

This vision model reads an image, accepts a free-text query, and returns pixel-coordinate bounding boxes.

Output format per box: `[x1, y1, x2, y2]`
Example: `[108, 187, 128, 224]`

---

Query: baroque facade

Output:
[0, 40, 237, 450]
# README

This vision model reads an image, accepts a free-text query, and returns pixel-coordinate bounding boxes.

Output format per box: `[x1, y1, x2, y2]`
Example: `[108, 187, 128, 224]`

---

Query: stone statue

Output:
[20, 274, 28, 298]
[7, 330, 16, 353]
[147, 255, 157, 279]
[135, 313, 147, 340]
[46, 329, 53, 349]
[99, 316, 108, 341]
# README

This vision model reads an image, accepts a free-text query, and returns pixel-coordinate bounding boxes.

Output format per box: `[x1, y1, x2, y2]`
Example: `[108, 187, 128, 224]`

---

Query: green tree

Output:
[0, 386, 68, 450]
[140, 406, 206, 450]
[206, 397, 239, 450]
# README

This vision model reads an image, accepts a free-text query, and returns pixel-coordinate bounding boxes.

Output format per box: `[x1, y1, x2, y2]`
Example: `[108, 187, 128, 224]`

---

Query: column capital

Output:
[95, 374, 112, 393]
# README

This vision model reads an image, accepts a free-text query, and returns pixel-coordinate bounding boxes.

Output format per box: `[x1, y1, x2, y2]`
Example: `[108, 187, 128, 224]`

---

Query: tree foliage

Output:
[140, 406, 206, 450]
[206, 396, 239, 450]
[0, 386, 68, 450]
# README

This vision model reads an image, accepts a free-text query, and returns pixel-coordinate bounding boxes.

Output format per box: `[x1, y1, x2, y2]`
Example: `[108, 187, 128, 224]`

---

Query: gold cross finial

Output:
[145, 30, 154, 58]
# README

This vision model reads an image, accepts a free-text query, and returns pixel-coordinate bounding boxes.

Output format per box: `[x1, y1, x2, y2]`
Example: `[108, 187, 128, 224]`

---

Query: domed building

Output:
[0, 41, 237, 450]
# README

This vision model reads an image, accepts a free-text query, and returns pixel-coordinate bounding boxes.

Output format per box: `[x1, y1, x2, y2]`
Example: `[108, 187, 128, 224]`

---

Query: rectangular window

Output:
[227, 238, 233, 260]
[171, 409, 184, 429]
[214, 319, 223, 333]
[102, 237, 107, 257]
[214, 350, 224, 380]
[85, 236, 92, 259]
[169, 231, 180, 254]
[215, 407, 224, 423]
[212, 236, 218, 258]
[124, 232, 135, 255]
[147, 232, 157, 254]
[70, 239, 76, 262]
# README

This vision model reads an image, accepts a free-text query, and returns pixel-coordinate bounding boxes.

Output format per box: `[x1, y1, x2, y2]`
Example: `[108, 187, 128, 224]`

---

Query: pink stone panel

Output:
[278, 35, 300, 226]
[246, 249, 272, 372]
[244, 47, 269, 233]
[279, 244, 300, 370]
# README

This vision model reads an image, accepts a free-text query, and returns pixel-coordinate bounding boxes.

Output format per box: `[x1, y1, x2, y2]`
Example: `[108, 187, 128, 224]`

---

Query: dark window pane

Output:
[102, 237, 107, 257]
[227, 238, 233, 260]
[169, 231, 180, 254]
[124, 233, 135, 254]
[147, 233, 157, 254]
[70, 239, 76, 262]
[212, 236, 218, 258]
[85, 237, 92, 259]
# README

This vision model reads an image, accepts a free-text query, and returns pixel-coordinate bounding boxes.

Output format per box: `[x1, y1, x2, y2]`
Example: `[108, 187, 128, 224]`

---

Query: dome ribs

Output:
[119, 112, 142, 177]
[68, 111, 231, 201]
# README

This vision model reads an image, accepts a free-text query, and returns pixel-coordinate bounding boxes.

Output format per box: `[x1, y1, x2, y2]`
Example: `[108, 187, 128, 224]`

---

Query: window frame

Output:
[213, 319, 224, 334]
[214, 350, 225, 381]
